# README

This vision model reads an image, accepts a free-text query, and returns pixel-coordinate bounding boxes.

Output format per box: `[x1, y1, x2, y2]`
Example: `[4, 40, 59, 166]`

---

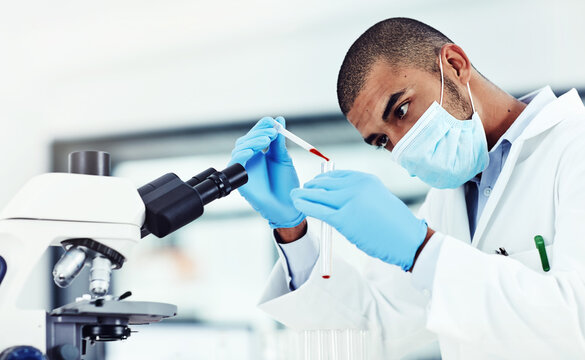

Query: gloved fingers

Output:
[235, 127, 277, 147]
[250, 116, 279, 132]
[290, 193, 338, 221]
[230, 136, 273, 165]
[274, 115, 286, 128]
[304, 170, 366, 190]
[233, 133, 275, 153]
[290, 188, 347, 210]
[302, 175, 353, 191]
[229, 149, 255, 166]
[312, 170, 364, 180]
[266, 116, 293, 162]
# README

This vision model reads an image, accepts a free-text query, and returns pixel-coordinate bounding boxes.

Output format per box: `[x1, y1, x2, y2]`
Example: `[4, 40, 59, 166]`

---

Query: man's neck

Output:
[471, 74, 527, 150]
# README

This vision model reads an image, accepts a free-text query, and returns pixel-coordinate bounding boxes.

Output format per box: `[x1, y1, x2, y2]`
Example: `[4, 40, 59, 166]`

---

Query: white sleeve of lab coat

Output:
[276, 230, 319, 290]
[410, 232, 445, 292]
[426, 138, 585, 358]
[258, 224, 437, 358]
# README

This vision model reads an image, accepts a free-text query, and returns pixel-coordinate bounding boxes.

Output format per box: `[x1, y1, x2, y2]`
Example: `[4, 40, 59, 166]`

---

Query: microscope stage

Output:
[50, 299, 177, 324]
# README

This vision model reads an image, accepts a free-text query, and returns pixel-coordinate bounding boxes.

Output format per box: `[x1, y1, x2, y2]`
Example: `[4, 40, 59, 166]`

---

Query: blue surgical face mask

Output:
[391, 57, 489, 189]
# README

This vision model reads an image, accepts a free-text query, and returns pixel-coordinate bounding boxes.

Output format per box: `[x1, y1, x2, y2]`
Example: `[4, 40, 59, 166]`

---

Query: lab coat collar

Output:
[518, 88, 585, 140]
[467, 87, 556, 185]
[502, 86, 556, 144]
[471, 87, 584, 246]
[517, 85, 554, 104]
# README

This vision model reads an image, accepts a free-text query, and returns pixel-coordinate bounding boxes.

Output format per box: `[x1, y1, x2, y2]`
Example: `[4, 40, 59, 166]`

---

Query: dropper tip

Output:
[310, 148, 330, 162]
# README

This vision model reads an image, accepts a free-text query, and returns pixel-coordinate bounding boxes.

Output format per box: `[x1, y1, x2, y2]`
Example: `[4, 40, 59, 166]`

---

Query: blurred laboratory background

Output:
[1, 0, 584, 359]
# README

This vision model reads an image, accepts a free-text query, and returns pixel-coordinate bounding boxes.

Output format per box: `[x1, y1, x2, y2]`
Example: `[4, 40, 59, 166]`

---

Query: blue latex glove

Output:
[229, 116, 305, 229]
[290, 170, 427, 271]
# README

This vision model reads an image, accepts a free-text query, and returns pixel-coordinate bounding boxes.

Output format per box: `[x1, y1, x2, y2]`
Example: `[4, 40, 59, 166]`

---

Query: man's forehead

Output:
[347, 61, 410, 124]
[367, 60, 412, 85]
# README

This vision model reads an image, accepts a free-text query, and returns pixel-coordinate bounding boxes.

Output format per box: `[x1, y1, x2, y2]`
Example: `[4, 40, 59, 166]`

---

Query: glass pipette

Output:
[273, 121, 330, 162]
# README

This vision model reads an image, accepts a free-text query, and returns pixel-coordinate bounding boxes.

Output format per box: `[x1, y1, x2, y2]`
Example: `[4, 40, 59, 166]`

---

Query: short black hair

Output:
[337, 17, 453, 115]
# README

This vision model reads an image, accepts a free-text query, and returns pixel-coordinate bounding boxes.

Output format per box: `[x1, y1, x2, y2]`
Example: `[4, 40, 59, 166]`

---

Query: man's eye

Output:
[395, 102, 409, 119]
[376, 134, 389, 149]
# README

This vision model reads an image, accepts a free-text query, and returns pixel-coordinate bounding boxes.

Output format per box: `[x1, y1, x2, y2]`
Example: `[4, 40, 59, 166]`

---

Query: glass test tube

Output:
[320, 160, 335, 279]
[296, 329, 371, 360]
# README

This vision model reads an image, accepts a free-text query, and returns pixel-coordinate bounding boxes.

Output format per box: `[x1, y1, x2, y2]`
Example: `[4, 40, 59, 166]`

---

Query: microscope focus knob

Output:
[0, 346, 45, 360]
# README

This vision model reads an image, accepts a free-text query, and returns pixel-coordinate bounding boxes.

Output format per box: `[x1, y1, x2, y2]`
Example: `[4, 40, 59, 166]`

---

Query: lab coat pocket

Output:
[507, 244, 553, 273]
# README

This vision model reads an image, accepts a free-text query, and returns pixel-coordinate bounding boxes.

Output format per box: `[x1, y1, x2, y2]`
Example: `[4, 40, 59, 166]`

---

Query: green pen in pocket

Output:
[534, 235, 550, 272]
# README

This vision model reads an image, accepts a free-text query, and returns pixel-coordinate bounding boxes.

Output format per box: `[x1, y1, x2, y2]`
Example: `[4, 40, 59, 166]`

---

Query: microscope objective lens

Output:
[89, 256, 113, 297]
[52, 246, 88, 288]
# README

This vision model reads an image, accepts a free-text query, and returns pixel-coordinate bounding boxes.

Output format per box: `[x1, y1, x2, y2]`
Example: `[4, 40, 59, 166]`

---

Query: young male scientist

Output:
[230, 18, 585, 359]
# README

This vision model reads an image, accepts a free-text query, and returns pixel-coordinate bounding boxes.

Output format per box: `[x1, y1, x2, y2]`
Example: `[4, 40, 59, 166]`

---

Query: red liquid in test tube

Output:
[320, 160, 334, 279]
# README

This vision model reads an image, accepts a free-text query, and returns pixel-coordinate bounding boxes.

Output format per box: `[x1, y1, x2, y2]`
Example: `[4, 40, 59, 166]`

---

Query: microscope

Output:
[0, 151, 247, 360]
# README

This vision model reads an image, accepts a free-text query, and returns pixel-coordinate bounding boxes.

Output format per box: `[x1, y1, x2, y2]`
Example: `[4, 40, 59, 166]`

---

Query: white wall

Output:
[1, 0, 585, 206]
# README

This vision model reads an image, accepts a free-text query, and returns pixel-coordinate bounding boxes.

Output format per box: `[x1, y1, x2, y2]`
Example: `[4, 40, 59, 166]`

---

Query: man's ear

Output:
[440, 44, 472, 85]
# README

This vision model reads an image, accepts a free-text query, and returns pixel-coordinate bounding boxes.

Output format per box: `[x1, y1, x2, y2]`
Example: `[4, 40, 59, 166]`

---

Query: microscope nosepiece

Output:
[53, 246, 88, 288]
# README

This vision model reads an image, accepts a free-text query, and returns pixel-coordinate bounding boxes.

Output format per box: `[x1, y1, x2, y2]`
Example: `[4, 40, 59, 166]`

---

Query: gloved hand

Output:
[290, 170, 428, 271]
[229, 116, 305, 229]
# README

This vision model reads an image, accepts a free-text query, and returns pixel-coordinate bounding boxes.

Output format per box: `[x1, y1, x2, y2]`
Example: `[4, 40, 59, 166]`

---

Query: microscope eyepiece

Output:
[193, 164, 247, 205]
[185, 168, 217, 187]
[139, 163, 247, 238]
[221, 163, 248, 189]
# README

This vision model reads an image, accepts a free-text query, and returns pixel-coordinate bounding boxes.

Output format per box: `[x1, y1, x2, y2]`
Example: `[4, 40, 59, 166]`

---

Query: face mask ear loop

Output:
[466, 82, 476, 113]
[439, 56, 444, 106]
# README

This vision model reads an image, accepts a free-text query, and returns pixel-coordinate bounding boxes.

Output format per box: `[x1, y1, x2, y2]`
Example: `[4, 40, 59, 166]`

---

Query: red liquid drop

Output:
[309, 148, 330, 162]
[322, 275, 330, 279]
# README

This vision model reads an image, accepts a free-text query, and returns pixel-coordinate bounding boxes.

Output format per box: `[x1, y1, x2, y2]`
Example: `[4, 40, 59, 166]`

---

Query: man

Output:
[230, 18, 585, 359]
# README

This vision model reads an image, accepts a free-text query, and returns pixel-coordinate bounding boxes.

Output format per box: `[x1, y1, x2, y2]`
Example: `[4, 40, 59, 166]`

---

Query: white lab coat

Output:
[258, 89, 585, 359]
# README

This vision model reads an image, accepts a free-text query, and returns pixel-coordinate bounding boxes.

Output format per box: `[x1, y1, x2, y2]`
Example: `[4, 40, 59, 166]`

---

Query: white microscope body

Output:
[0, 151, 247, 359]
[0, 172, 144, 351]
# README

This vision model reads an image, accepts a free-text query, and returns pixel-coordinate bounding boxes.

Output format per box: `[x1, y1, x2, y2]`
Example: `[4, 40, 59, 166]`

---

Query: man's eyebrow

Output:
[364, 134, 378, 145]
[382, 89, 406, 121]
